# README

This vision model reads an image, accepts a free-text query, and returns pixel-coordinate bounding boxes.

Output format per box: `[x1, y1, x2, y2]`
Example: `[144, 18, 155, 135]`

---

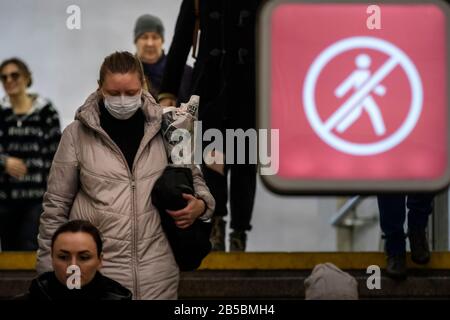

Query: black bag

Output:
[151, 166, 212, 271]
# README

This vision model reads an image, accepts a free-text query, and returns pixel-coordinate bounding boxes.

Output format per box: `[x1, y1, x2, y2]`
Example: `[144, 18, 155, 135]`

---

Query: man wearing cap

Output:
[134, 14, 192, 104]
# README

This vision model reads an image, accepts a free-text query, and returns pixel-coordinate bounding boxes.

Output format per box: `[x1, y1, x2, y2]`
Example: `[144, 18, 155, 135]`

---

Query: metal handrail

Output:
[329, 195, 364, 226]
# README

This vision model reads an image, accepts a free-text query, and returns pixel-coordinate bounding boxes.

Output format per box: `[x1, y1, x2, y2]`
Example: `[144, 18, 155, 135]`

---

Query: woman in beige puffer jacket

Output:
[36, 52, 215, 300]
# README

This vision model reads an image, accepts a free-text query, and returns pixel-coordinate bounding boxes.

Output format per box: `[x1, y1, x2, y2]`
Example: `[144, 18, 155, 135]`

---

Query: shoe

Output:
[229, 230, 247, 252]
[408, 229, 431, 265]
[385, 254, 407, 280]
[210, 216, 225, 251]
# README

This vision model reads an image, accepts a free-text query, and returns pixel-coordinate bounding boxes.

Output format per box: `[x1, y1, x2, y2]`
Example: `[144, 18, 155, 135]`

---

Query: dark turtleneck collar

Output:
[99, 99, 145, 170]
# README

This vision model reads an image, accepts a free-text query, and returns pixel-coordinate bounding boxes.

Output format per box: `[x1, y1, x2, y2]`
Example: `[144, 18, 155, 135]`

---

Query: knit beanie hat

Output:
[134, 14, 164, 42]
[304, 263, 359, 300]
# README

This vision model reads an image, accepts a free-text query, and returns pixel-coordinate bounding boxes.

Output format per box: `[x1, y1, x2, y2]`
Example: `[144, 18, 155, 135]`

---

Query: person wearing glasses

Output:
[0, 57, 61, 251]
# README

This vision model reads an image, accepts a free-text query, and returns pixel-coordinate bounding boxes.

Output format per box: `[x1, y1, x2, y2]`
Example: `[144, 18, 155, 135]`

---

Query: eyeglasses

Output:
[0, 72, 21, 83]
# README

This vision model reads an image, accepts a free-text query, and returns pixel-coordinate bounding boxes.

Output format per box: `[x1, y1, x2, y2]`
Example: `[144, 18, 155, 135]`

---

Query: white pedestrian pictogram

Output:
[303, 36, 423, 156]
[334, 54, 386, 136]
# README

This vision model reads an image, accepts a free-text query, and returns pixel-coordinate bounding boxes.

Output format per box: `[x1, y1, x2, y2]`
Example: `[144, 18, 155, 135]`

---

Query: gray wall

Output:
[0, 0, 189, 128]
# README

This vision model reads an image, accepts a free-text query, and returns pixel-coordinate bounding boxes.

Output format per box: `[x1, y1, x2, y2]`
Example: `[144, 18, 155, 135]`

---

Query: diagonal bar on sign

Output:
[324, 56, 399, 132]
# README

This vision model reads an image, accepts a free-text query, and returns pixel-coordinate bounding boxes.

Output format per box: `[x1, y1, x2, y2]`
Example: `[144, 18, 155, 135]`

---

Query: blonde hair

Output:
[98, 51, 149, 92]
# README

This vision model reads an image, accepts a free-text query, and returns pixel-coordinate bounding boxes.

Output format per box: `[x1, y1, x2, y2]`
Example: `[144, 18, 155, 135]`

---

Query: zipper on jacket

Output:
[89, 127, 141, 300]
[130, 178, 139, 300]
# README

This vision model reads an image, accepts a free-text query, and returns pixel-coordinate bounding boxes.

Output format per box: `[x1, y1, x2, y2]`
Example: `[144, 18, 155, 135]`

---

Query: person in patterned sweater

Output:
[0, 57, 61, 251]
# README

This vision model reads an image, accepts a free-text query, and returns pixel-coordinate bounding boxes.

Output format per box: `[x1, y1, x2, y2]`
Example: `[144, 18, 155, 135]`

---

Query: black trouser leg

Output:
[16, 203, 42, 251]
[406, 194, 434, 232]
[229, 164, 257, 232]
[201, 164, 228, 218]
[0, 203, 22, 251]
[377, 195, 407, 256]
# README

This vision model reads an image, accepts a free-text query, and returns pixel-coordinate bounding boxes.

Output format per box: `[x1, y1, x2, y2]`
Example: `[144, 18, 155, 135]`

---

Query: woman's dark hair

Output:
[0, 57, 33, 87]
[98, 51, 147, 89]
[51, 220, 103, 257]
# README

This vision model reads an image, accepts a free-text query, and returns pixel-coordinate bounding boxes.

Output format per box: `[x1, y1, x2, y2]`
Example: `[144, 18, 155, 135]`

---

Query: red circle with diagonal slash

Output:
[315, 48, 411, 144]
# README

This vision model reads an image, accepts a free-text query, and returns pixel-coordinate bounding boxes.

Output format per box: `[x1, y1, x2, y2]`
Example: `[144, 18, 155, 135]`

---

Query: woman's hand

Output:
[5, 157, 27, 179]
[166, 193, 206, 229]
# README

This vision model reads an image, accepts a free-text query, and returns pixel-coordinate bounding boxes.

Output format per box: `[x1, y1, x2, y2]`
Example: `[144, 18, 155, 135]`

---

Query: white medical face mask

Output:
[103, 90, 142, 120]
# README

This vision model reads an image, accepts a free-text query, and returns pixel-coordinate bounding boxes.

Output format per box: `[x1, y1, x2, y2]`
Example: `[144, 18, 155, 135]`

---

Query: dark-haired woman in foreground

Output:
[23, 220, 131, 300]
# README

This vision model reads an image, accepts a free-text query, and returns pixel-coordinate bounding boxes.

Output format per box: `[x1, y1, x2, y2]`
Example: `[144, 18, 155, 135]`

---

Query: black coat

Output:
[161, 0, 265, 131]
[19, 271, 132, 300]
[142, 53, 193, 105]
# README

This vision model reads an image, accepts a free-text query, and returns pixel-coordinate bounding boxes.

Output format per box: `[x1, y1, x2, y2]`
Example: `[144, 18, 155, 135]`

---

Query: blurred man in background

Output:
[134, 14, 192, 104]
